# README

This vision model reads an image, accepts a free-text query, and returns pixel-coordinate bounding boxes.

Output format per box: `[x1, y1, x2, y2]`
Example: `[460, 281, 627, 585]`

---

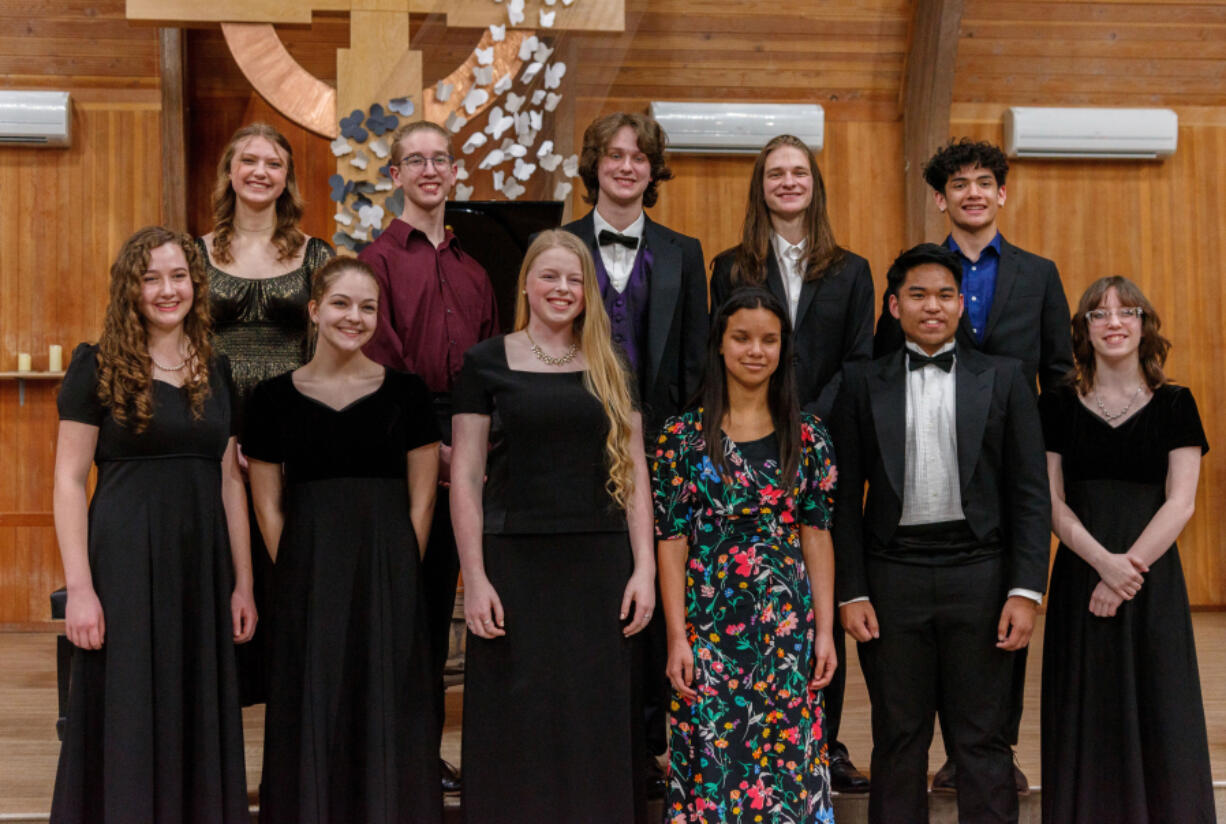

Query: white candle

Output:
[48, 345, 63, 372]
[17, 353, 31, 372]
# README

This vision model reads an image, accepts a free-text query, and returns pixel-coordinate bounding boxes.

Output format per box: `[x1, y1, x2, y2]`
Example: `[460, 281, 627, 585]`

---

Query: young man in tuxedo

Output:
[562, 111, 707, 796]
[361, 120, 499, 795]
[833, 243, 1050, 824]
[874, 139, 1072, 790]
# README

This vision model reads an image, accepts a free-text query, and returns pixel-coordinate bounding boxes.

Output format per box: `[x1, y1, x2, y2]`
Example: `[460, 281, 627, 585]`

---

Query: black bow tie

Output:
[598, 229, 639, 250]
[908, 350, 955, 372]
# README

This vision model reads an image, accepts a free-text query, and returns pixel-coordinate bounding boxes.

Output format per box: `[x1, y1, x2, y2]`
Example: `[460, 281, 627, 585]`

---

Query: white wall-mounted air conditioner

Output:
[648, 102, 824, 155]
[1003, 107, 1177, 160]
[0, 91, 72, 148]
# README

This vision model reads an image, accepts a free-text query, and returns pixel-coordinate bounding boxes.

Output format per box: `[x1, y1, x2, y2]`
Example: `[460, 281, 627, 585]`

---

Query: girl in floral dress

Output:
[654, 286, 837, 824]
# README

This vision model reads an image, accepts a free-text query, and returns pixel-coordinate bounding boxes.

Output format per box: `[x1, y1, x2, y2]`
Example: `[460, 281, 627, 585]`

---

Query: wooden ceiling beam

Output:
[901, 0, 964, 246]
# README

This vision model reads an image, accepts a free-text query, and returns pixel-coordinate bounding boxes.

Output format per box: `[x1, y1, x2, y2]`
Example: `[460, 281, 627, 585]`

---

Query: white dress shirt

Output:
[900, 341, 963, 526]
[840, 340, 1041, 606]
[592, 209, 645, 294]
[770, 233, 806, 323]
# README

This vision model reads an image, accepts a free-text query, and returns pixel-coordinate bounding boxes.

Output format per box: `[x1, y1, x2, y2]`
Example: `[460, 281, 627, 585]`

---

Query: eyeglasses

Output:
[1085, 307, 1143, 325]
[400, 154, 453, 171]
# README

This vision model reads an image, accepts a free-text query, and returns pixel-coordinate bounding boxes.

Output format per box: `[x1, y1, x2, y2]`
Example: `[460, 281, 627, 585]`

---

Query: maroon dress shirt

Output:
[360, 218, 499, 393]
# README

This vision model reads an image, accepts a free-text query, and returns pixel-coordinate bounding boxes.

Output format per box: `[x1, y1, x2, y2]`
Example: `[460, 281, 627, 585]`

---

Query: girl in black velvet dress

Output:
[1040, 276, 1214, 823]
[51, 226, 255, 823]
[451, 230, 656, 824]
[245, 257, 442, 824]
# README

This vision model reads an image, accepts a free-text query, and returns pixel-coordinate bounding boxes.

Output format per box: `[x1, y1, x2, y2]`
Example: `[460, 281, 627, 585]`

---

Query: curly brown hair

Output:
[577, 112, 673, 208]
[209, 122, 305, 265]
[96, 226, 214, 432]
[1068, 275, 1170, 396]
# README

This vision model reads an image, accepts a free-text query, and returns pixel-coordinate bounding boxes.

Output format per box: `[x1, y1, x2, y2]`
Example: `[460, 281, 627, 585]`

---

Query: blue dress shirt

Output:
[947, 232, 1002, 344]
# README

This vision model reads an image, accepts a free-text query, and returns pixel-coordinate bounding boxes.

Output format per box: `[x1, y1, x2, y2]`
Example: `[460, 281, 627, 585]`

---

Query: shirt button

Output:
[615, 299, 624, 307]
[446, 308, 453, 314]
[972, 265, 977, 271]
[971, 296, 978, 302]
[972, 328, 979, 334]
[614, 334, 624, 342]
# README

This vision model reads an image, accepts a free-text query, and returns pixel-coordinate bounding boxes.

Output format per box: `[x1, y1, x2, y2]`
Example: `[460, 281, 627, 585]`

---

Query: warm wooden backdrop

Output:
[2, 0, 1225, 624]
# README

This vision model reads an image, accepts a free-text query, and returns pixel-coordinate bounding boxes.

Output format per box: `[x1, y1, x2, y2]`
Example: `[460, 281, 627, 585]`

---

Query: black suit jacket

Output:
[873, 237, 1073, 395]
[710, 247, 874, 420]
[562, 211, 707, 432]
[829, 347, 1050, 604]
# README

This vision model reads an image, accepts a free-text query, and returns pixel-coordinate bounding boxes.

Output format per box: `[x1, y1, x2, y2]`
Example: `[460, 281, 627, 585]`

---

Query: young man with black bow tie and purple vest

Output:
[832, 243, 1050, 824]
[562, 111, 708, 799]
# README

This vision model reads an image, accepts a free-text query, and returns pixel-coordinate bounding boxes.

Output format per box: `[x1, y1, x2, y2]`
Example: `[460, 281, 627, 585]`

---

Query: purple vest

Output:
[594, 244, 652, 375]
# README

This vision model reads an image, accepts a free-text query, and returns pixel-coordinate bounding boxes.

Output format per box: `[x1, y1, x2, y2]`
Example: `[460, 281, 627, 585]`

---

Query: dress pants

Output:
[859, 555, 1017, 824]
[424, 399, 460, 756]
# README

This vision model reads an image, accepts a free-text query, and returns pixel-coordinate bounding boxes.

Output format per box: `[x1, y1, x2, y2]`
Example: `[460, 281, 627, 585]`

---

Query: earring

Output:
[522, 289, 527, 294]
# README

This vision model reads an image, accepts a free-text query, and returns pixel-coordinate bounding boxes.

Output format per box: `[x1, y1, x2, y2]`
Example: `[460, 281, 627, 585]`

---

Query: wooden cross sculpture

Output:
[127, 0, 624, 240]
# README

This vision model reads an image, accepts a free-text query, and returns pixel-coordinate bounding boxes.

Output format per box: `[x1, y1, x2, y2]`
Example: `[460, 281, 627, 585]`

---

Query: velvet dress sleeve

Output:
[450, 339, 496, 416]
[57, 343, 106, 426]
[241, 377, 285, 464]
[399, 371, 442, 450]
[1165, 385, 1209, 454]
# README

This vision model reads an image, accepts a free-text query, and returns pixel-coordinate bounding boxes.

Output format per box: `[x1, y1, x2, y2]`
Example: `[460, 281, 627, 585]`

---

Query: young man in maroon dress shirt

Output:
[361, 120, 499, 795]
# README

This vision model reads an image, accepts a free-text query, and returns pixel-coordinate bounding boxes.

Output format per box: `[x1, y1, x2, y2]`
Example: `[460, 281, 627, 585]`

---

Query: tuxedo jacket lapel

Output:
[571, 211, 601, 259]
[869, 351, 907, 502]
[982, 241, 1018, 343]
[764, 251, 789, 308]
[644, 217, 681, 388]
[955, 352, 995, 497]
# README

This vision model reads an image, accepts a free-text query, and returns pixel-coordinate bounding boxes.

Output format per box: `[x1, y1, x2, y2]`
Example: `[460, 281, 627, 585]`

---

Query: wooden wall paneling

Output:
[0, 96, 163, 625]
[900, 0, 963, 246]
[949, 103, 1226, 605]
[160, 28, 188, 230]
[956, 1, 1226, 107]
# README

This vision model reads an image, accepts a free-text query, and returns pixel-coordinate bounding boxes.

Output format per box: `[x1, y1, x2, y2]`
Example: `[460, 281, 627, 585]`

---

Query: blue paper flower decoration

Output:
[340, 109, 368, 142]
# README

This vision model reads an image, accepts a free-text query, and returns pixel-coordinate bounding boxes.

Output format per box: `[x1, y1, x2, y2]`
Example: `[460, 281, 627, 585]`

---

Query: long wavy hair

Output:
[730, 134, 845, 287]
[577, 112, 674, 209]
[209, 122, 305, 265]
[700, 287, 802, 487]
[96, 226, 214, 432]
[1068, 275, 1171, 395]
[513, 230, 637, 508]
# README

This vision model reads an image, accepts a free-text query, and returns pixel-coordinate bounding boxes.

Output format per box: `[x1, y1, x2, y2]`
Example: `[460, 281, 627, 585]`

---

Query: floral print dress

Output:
[653, 410, 837, 824]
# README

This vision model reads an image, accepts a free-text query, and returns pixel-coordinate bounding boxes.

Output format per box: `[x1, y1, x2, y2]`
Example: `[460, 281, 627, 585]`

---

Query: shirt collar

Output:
[592, 208, 645, 244]
[386, 217, 460, 254]
[771, 232, 807, 264]
[947, 231, 1002, 260]
[904, 339, 957, 359]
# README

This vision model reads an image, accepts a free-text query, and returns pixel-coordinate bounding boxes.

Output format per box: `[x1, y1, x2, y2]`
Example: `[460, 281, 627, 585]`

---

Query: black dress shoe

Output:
[1013, 759, 1030, 795]
[931, 758, 956, 793]
[440, 759, 462, 794]
[829, 749, 870, 793]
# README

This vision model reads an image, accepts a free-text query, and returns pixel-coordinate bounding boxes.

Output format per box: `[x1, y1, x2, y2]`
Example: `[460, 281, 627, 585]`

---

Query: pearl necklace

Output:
[1095, 384, 1143, 421]
[525, 329, 578, 367]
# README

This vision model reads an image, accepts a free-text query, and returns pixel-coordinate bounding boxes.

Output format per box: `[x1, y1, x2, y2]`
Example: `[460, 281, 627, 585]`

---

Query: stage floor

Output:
[3, 614, 1224, 818]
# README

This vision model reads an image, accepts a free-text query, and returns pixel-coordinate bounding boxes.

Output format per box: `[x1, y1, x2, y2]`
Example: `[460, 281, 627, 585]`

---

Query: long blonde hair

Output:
[513, 230, 637, 508]
[97, 226, 214, 432]
[209, 122, 305, 265]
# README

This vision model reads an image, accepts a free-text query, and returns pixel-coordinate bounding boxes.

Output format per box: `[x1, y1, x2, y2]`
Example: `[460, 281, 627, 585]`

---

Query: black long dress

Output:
[452, 336, 645, 824]
[243, 368, 442, 824]
[1039, 384, 1215, 824]
[51, 344, 249, 824]
[199, 234, 334, 706]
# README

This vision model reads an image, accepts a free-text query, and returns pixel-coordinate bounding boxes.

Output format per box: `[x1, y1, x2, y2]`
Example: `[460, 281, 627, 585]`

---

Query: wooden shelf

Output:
[0, 372, 65, 380]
